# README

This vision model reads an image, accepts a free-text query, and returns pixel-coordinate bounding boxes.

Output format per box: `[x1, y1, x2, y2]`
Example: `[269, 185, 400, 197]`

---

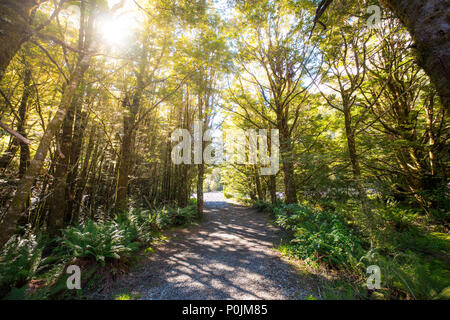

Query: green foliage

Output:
[117, 209, 158, 243]
[154, 203, 200, 229]
[60, 220, 140, 265]
[116, 293, 131, 300]
[360, 249, 450, 300]
[258, 199, 450, 300]
[271, 203, 365, 270]
[379, 201, 419, 232]
[252, 200, 272, 212]
[321, 278, 364, 300]
[223, 192, 233, 199]
[0, 202, 200, 298]
[114, 292, 142, 300]
[0, 230, 47, 294]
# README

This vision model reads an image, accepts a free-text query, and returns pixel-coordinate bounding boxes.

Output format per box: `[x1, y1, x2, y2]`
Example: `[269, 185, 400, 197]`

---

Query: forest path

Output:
[102, 192, 319, 300]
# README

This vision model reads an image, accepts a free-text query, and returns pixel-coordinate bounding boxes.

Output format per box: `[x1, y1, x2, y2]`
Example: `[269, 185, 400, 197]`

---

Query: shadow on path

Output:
[103, 192, 323, 300]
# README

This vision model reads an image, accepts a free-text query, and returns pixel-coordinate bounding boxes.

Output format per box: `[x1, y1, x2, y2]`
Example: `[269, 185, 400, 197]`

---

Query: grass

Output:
[114, 293, 143, 300]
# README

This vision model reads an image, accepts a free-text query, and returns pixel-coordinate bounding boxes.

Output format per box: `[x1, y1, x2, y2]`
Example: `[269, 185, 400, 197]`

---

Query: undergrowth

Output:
[0, 201, 199, 299]
[253, 199, 450, 300]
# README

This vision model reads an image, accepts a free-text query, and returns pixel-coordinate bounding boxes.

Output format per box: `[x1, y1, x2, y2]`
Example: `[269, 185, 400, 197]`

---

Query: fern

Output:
[0, 229, 46, 292]
[60, 220, 139, 265]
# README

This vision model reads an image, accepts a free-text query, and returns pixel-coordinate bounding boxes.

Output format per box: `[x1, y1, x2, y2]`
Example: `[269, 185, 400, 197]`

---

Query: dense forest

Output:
[0, 0, 448, 300]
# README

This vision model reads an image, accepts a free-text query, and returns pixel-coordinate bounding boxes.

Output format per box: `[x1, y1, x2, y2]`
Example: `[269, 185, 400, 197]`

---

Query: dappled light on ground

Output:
[102, 193, 320, 300]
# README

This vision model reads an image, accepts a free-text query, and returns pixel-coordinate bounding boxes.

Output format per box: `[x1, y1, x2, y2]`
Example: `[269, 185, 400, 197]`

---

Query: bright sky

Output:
[98, 0, 143, 47]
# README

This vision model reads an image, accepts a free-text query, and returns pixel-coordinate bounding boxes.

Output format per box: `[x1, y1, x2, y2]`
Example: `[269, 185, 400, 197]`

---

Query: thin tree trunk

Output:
[0, 140, 18, 170]
[73, 125, 96, 223]
[66, 110, 88, 223]
[0, 54, 90, 248]
[279, 124, 297, 204]
[197, 162, 204, 215]
[114, 94, 138, 212]
[269, 175, 277, 204]
[196, 93, 205, 217]
[254, 165, 264, 201]
[18, 68, 32, 178]
[47, 87, 79, 234]
[0, 67, 32, 174]
[342, 104, 374, 240]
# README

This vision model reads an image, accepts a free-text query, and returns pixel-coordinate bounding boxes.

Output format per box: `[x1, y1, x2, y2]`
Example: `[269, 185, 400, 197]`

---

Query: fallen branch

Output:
[0, 121, 31, 145]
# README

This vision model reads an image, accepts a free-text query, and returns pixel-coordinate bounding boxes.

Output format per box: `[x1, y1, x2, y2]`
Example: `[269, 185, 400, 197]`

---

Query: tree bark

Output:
[18, 68, 32, 178]
[269, 175, 277, 204]
[196, 96, 204, 216]
[343, 104, 372, 233]
[279, 124, 297, 204]
[0, 54, 90, 249]
[254, 165, 264, 201]
[47, 88, 78, 234]
[114, 94, 139, 212]
[0, 0, 39, 81]
[73, 124, 96, 223]
[0, 68, 32, 173]
[382, 0, 450, 111]
[315, 0, 450, 110]
[66, 110, 89, 223]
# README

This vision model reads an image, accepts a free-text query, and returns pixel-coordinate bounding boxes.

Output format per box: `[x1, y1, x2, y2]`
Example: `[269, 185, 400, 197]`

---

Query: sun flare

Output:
[98, 0, 140, 47]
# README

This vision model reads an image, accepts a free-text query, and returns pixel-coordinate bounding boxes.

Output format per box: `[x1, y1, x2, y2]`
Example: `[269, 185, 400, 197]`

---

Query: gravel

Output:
[101, 192, 318, 300]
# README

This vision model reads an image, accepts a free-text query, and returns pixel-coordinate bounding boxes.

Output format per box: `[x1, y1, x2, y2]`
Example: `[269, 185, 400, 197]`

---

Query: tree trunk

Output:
[0, 67, 32, 172]
[382, 0, 450, 110]
[316, 0, 450, 110]
[279, 124, 297, 204]
[66, 110, 89, 223]
[342, 104, 373, 238]
[196, 95, 205, 216]
[73, 124, 96, 223]
[18, 68, 32, 178]
[197, 162, 204, 215]
[114, 94, 138, 213]
[0, 0, 38, 81]
[0, 54, 90, 249]
[47, 87, 79, 234]
[269, 175, 277, 204]
[83, 133, 101, 218]
[0, 140, 18, 171]
[254, 165, 264, 201]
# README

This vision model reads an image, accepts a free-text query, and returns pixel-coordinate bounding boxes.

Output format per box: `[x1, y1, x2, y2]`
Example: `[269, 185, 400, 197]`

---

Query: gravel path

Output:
[103, 192, 318, 300]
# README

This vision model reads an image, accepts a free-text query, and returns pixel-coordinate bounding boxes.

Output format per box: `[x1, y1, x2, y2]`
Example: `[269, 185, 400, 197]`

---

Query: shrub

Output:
[360, 249, 450, 299]
[60, 220, 139, 265]
[154, 203, 199, 229]
[155, 207, 174, 229]
[0, 230, 46, 295]
[379, 202, 419, 231]
[273, 204, 365, 270]
[1, 201, 200, 298]
[265, 199, 450, 299]
[170, 206, 194, 226]
[252, 200, 281, 214]
[252, 200, 270, 212]
[224, 192, 233, 199]
[118, 209, 158, 243]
